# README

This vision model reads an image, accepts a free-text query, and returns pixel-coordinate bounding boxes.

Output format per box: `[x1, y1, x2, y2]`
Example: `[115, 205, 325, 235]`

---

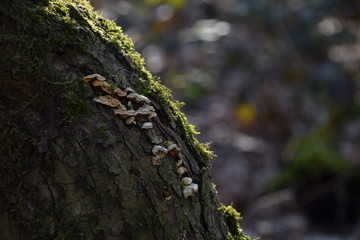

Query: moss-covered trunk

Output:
[0, 0, 248, 239]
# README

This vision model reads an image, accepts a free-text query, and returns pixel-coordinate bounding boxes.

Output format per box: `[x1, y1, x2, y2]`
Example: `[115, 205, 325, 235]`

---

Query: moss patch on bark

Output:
[218, 204, 250, 240]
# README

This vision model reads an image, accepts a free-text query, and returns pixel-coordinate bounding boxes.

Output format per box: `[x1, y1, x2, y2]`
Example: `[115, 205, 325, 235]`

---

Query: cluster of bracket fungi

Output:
[83, 74, 198, 199]
[152, 142, 199, 199]
[83, 74, 156, 128]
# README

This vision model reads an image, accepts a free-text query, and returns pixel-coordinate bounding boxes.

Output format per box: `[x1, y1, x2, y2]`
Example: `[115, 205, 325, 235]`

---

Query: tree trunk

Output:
[0, 0, 248, 239]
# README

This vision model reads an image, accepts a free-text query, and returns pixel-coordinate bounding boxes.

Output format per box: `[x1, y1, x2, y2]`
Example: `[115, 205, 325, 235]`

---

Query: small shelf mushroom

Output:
[142, 122, 153, 129]
[83, 73, 106, 82]
[177, 166, 187, 176]
[183, 183, 199, 199]
[100, 85, 113, 94]
[127, 93, 151, 104]
[167, 144, 181, 155]
[148, 111, 157, 120]
[181, 177, 193, 185]
[93, 95, 121, 108]
[92, 79, 107, 87]
[176, 159, 183, 168]
[152, 145, 168, 158]
[125, 87, 135, 94]
[136, 106, 153, 116]
[117, 103, 127, 111]
[114, 88, 127, 97]
[113, 109, 137, 118]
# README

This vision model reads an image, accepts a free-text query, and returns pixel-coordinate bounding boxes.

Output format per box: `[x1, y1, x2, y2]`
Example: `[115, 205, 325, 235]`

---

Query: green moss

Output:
[211, 182, 218, 194]
[218, 204, 250, 240]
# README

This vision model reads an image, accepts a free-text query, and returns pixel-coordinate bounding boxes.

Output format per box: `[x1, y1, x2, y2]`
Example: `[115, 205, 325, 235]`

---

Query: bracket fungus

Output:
[84, 74, 158, 131]
[167, 143, 181, 155]
[142, 122, 153, 129]
[183, 183, 199, 199]
[99, 83, 114, 94]
[176, 159, 183, 168]
[113, 109, 136, 118]
[152, 145, 168, 158]
[177, 166, 187, 176]
[143, 105, 155, 112]
[83, 73, 106, 82]
[181, 177, 193, 185]
[151, 145, 168, 166]
[83, 72, 200, 199]
[116, 103, 127, 111]
[127, 93, 151, 104]
[125, 87, 135, 94]
[114, 88, 127, 97]
[101, 86, 112, 94]
[92, 79, 107, 87]
[136, 106, 155, 116]
[94, 95, 121, 108]
[148, 111, 157, 120]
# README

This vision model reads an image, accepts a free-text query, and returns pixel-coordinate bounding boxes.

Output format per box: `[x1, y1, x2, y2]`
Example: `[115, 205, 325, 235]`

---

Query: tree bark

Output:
[0, 0, 248, 239]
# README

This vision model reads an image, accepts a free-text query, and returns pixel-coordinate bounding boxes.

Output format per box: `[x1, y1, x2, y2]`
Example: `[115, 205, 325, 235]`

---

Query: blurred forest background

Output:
[89, 0, 360, 239]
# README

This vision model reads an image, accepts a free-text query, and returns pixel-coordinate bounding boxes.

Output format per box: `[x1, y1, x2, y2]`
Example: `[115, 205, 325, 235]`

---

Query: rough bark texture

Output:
[0, 0, 248, 239]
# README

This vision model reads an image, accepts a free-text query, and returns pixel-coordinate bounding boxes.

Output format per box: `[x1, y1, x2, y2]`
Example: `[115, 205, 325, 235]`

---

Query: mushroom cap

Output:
[141, 122, 153, 129]
[93, 95, 121, 107]
[83, 73, 106, 82]
[113, 109, 136, 118]
[177, 166, 187, 176]
[148, 111, 157, 120]
[127, 93, 151, 104]
[115, 88, 127, 97]
[143, 105, 155, 111]
[98, 82, 113, 93]
[188, 183, 199, 192]
[93, 79, 107, 87]
[152, 145, 168, 157]
[181, 177, 193, 185]
[183, 183, 198, 198]
[167, 144, 181, 155]
[137, 95, 151, 104]
[126, 93, 138, 100]
[183, 186, 194, 198]
[176, 159, 183, 168]
[117, 103, 127, 111]
[136, 107, 152, 116]
[183, 188, 192, 199]
[125, 87, 135, 93]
